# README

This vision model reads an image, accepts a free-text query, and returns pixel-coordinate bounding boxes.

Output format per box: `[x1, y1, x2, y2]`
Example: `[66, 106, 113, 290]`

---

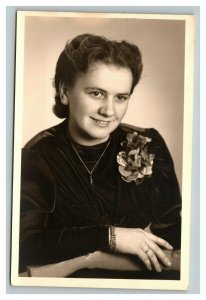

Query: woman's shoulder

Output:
[118, 123, 163, 140]
[117, 123, 170, 158]
[23, 120, 66, 151]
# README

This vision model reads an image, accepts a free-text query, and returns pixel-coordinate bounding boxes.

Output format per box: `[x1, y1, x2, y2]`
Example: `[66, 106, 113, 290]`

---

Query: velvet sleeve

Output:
[148, 129, 182, 249]
[19, 149, 109, 273]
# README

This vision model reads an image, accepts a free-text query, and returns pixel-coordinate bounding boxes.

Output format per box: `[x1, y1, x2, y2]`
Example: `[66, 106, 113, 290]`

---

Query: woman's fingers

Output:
[138, 249, 152, 271]
[145, 239, 172, 268]
[145, 249, 162, 272]
[145, 232, 173, 250]
[115, 227, 174, 272]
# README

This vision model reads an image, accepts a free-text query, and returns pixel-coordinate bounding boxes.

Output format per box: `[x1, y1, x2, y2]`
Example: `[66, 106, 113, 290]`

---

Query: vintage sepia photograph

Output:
[11, 11, 195, 290]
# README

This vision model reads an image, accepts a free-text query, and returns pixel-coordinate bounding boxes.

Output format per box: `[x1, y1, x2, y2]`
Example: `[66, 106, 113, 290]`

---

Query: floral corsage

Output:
[117, 131, 155, 185]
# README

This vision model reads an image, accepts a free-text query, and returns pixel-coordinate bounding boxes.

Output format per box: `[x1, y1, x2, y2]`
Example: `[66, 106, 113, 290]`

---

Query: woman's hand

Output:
[115, 227, 173, 272]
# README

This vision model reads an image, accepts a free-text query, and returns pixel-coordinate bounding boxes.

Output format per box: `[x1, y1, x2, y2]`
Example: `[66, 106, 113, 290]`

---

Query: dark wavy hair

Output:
[53, 33, 143, 118]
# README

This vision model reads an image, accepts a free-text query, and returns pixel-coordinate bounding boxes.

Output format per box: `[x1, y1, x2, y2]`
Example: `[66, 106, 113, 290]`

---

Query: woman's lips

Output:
[91, 117, 113, 127]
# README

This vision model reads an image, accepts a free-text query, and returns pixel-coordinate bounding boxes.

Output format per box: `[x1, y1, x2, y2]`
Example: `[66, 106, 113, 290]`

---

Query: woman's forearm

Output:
[26, 249, 180, 277]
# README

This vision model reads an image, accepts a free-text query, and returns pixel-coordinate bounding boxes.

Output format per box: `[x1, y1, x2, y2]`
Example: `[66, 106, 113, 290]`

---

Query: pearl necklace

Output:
[70, 138, 111, 186]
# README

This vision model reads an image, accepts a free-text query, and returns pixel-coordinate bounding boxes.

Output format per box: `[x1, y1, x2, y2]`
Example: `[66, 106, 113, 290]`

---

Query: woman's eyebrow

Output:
[85, 87, 130, 95]
[85, 87, 107, 93]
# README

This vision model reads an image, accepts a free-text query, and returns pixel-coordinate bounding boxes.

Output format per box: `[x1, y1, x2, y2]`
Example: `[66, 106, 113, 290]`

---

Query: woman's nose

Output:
[98, 98, 115, 117]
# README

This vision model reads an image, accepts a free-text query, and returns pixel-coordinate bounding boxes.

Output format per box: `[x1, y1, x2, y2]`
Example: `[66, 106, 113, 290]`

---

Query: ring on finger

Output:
[144, 248, 150, 254]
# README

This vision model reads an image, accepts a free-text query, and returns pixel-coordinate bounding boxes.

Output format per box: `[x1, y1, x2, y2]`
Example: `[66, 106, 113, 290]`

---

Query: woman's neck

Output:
[67, 124, 110, 146]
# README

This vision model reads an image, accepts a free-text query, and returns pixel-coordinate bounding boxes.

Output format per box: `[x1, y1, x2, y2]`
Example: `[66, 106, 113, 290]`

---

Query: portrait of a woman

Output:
[19, 32, 182, 280]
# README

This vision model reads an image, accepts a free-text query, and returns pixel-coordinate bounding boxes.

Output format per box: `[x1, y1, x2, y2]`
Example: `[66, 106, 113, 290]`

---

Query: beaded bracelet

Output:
[109, 225, 116, 252]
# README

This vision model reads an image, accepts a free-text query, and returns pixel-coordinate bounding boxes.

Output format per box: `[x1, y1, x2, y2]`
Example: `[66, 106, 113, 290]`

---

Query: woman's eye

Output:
[116, 95, 129, 102]
[90, 91, 104, 98]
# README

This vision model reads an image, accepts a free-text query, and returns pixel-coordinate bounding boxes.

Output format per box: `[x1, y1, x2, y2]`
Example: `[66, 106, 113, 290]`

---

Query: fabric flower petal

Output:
[117, 151, 127, 166]
[117, 131, 155, 185]
[118, 165, 132, 177]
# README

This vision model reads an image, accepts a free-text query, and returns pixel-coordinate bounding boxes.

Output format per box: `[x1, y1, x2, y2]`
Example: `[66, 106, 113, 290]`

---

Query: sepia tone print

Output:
[11, 11, 195, 290]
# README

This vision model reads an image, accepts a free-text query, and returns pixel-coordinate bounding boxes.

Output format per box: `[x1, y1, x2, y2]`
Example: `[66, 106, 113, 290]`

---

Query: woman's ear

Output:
[59, 83, 69, 105]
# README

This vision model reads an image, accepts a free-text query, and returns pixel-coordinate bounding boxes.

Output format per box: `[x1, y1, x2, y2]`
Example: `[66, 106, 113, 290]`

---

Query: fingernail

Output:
[166, 260, 172, 266]
[169, 245, 173, 249]
[157, 267, 162, 272]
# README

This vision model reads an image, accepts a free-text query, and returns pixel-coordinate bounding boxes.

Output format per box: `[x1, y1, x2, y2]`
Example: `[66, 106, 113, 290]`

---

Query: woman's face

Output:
[61, 62, 133, 145]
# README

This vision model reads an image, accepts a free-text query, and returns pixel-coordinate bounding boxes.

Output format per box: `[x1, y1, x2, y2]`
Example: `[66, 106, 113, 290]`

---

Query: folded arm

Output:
[26, 249, 180, 278]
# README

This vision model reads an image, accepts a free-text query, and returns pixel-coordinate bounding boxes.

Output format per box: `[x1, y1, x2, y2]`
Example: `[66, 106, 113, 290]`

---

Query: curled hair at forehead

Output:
[53, 33, 143, 118]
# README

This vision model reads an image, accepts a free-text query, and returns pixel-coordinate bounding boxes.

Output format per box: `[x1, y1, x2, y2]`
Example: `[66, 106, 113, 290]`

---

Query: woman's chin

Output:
[88, 126, 116, 140]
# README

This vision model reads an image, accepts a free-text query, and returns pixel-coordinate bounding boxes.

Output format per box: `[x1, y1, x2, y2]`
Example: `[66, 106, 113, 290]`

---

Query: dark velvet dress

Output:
[19, 119, 182, 278]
